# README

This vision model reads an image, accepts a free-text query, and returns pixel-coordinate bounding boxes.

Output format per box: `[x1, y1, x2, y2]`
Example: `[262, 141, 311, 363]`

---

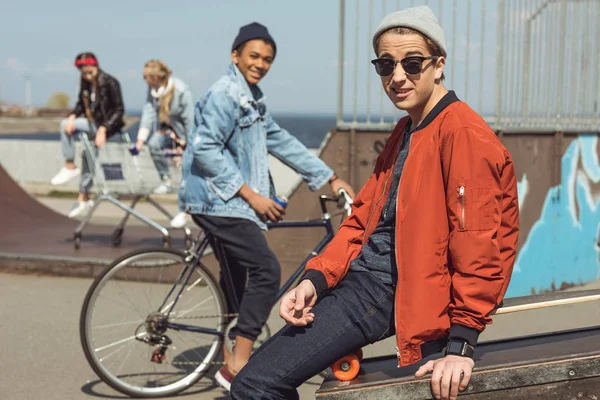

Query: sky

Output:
[0, 0, 502, 116]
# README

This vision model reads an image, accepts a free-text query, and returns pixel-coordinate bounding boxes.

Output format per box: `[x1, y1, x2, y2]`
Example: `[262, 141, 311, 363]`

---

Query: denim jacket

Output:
[139, 77, 194, 142]
[179, 64, 333, 229]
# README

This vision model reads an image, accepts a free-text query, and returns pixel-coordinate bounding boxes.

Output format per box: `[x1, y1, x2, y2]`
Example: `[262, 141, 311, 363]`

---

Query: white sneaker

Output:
[153, 182, 174, 195]
[67, 200, 94, 218]
[214, 366, 234, 392]
[51, 167, 80, 185]
[170, 212, 188, 228]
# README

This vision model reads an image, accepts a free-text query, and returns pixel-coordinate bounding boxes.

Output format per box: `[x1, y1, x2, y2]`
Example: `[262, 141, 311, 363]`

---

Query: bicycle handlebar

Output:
[319, 188, 353, 218]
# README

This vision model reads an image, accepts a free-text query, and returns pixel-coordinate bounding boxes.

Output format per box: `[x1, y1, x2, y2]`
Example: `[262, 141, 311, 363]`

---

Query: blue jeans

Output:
[148, 132, 178, 181]
[231, 271, 396, 400]
[60, 117, 97, 193]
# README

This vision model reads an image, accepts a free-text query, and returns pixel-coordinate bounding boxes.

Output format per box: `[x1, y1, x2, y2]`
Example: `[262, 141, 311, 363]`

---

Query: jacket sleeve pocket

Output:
[455, 180, 499, 232]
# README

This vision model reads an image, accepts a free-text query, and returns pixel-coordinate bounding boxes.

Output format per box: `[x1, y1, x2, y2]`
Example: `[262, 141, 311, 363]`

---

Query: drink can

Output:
[274, 195, 288, 209]
[129, 144, 139, 156]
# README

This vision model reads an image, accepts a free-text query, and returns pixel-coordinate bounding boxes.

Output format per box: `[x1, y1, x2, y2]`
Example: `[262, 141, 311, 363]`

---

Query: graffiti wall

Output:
[506, 134, 600, 297]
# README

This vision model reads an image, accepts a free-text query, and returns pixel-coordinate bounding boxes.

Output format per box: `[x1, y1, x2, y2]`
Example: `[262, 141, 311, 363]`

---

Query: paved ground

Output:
[0, 272, 324, 400]
[2, 271, 599, 400]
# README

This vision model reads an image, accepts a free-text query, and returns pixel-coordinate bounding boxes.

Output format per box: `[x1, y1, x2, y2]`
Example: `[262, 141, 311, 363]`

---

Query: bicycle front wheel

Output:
[80, 247, 226, 398]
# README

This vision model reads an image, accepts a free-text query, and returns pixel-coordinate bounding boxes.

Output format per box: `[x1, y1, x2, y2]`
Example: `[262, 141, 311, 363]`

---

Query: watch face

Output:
[448, 341, 465, 355]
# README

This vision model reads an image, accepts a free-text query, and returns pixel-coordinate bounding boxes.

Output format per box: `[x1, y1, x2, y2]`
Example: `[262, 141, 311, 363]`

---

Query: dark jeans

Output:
[192, 214, 280, 341]
[231, 270, 396, 400]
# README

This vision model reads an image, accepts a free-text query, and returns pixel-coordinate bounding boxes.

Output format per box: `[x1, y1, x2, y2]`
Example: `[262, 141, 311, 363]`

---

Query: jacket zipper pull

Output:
[459, 186, 465, 230]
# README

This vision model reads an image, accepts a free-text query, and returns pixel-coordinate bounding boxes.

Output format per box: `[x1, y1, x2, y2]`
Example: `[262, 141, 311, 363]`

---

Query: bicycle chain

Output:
[168, 313, 239, 320]
[150, 313, 238, 366]
[163, 359, 226, 366]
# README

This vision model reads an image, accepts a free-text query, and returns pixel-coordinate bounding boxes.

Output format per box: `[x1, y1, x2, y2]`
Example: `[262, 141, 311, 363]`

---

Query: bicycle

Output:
[79, 189, 353, 398]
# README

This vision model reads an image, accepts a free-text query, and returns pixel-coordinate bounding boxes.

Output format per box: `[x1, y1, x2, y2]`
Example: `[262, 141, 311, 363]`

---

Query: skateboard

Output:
[329, 289, 600, 382]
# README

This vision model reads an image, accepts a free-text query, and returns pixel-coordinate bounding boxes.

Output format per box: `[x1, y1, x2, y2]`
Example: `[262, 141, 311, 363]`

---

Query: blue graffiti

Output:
[507, 136, 600, 297]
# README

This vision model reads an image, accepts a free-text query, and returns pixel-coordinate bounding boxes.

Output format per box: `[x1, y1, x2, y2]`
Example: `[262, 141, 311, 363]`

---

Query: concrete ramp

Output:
[0, 164, 191, 274]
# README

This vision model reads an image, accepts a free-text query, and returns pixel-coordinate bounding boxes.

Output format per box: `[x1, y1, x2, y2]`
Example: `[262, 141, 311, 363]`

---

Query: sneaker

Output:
[215, 366, 234, 392]
[153, 182, 174, 195]
[67, 200, 94, 218]
[51, 167, 80, 185]
[170, 212, 188, 228]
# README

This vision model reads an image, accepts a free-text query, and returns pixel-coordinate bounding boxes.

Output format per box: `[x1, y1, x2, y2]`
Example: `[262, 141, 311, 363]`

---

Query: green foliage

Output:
[47, 92, 70, 109]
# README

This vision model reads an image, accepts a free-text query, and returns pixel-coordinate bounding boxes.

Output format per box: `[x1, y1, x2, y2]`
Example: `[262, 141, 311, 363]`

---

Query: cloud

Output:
[6, 57, 25, 72]
[43, 60, 72, 74]
[7, 57, 73, 76]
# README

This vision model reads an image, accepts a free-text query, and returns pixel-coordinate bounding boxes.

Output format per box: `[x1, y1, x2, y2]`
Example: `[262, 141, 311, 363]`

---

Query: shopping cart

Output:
[73, 131, 192, 249]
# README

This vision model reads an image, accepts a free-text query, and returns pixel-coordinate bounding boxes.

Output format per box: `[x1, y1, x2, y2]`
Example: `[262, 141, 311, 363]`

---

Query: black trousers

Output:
[193, 214, 281, 341]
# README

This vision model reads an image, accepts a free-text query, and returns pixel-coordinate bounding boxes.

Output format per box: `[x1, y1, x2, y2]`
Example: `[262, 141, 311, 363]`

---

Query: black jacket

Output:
[71, 71, 125, 137]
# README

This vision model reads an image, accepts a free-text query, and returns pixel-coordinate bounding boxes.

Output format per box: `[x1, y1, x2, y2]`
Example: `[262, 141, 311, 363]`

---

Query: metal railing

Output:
[336, 0, 600, 132]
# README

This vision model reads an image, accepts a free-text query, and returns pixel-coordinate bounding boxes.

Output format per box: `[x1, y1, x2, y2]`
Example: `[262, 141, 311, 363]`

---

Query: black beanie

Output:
[231, 22, 277, 57]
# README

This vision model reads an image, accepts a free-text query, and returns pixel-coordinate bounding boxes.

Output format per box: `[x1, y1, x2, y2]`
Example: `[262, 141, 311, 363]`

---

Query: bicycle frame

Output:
[267, 219, 335, 299]
[160, 194, 346, 338]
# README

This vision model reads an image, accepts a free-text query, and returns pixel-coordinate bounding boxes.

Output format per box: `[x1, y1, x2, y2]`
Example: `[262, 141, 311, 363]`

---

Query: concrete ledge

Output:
[0, 253, 111, 278]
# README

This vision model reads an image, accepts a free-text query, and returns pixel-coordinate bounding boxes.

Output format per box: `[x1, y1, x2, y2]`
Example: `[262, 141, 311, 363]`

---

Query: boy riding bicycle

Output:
[177, 22, 354, 391]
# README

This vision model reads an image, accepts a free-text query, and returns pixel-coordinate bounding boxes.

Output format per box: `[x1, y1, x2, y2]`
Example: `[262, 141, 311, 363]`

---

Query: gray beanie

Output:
[372, 6, 447, 56]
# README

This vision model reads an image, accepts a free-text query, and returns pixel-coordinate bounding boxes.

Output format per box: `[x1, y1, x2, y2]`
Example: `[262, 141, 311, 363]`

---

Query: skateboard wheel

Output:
[331, 353, 360, 381]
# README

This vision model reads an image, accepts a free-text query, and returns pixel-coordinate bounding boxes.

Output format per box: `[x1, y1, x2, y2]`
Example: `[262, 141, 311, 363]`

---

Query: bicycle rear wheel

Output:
[80, 247, 226, 398]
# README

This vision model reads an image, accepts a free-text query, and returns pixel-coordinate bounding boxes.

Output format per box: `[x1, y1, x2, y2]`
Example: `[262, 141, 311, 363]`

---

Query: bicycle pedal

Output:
[151, 347, 167, 363]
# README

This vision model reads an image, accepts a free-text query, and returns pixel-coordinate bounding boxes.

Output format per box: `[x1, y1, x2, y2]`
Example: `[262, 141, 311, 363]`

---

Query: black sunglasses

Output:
[371, 56, 439, 76]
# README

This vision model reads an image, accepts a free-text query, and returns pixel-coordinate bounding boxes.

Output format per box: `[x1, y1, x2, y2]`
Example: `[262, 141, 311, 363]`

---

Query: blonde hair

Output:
[144, 60, 175, 124]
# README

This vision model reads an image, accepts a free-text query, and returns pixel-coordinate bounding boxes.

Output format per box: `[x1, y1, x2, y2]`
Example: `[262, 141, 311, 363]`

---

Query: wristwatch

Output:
[442, 340, 475, 359]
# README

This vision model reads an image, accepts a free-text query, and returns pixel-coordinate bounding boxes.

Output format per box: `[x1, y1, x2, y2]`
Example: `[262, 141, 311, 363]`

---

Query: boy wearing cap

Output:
[232, 6, 519, 400]
[178, 22, 354, 391]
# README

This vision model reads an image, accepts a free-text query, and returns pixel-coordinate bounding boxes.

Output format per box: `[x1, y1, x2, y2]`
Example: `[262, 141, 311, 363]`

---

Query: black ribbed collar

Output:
[408, 90, 459, 133]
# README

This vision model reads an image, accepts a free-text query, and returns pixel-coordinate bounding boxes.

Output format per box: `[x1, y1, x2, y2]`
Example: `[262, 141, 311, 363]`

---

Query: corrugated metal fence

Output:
[336, 0, 600, 132]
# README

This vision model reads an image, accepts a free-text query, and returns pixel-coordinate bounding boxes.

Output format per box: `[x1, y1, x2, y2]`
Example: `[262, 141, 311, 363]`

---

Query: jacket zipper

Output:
[394, 153, 404, 367]
[393, 132, 413, 367]
[458, 186, 465, 230]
